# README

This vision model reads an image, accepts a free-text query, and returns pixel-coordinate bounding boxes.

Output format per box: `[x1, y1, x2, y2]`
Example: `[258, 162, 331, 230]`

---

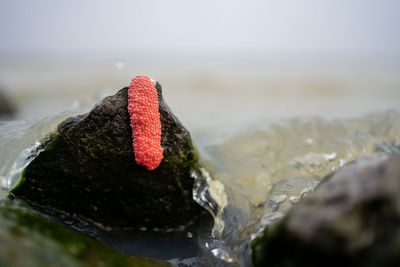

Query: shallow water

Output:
[194, 111, 400, 266]
[1, 110, 399, 266]
[1, 59, 400, 266]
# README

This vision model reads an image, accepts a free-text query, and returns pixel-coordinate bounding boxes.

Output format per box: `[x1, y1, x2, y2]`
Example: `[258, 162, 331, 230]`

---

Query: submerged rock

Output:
[9, 83, 203, 229]
[252, 153, 400, 267]
[0, 199, 171, 267]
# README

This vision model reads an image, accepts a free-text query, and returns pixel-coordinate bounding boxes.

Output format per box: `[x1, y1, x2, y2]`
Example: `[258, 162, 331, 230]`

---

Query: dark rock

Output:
[0, 90, 15, 117]
[252, 153, 400, 267]
[0, 199, 171, 267]
[9, 83, 203, 229]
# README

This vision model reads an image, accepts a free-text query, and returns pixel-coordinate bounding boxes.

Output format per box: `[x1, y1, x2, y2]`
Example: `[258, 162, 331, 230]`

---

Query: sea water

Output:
[193, 111, 400, 266]
[1, 58, 400, 266]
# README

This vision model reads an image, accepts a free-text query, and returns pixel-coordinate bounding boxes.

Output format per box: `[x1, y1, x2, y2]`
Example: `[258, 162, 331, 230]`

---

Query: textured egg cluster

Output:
[128, 75, 163, 170]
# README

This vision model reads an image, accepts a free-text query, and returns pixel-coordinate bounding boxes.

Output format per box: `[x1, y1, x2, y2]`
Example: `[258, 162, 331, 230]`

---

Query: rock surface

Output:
[0, 199, 171, 267]
[252, 153, 400, 267]
[9, 83, 203, 229]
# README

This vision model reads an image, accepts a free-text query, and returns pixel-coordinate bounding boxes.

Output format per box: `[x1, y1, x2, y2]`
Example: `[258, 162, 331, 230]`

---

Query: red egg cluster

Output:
[128, 75, 163, 170]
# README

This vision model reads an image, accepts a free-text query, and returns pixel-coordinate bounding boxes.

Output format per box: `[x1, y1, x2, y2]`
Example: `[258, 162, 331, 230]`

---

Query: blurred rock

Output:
[0, 199, 171, 267]
[9, 82, 203, 229]
[252, 153, 400, 267]
[0, 90, 16, 118]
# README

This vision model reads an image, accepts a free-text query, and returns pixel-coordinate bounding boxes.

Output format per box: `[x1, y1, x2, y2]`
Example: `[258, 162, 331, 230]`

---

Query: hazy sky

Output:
[1, 0, 399, 58]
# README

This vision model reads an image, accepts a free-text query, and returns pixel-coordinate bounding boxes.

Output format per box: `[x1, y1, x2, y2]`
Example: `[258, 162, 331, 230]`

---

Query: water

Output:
[1, 59, 400, 266]
[193, 111, 400, 266]
[1, 111, 400, 267]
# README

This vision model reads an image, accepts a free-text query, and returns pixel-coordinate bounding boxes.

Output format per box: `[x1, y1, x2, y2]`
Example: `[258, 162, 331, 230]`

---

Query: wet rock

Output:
[0, 90, 15, 117]
[9, 83, 203, 229]
[0, 199, 171, 267]
[252, 153, 400, 267]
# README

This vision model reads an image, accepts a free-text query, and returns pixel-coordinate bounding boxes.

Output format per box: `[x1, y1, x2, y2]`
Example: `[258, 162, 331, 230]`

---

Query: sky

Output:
[0, 0, 399, 60]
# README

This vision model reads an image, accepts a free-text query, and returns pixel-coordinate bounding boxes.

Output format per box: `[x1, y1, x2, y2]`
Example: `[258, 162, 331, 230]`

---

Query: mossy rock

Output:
[252, 154, 400, 267]
[0, 199, 170, 267]
[9, 83, 203, 229]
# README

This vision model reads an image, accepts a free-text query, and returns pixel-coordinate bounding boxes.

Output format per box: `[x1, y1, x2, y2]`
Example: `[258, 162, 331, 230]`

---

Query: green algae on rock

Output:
[0, 199, 171, 267]
[9, 82, 203, 229]
[252, 153, 400, 267]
